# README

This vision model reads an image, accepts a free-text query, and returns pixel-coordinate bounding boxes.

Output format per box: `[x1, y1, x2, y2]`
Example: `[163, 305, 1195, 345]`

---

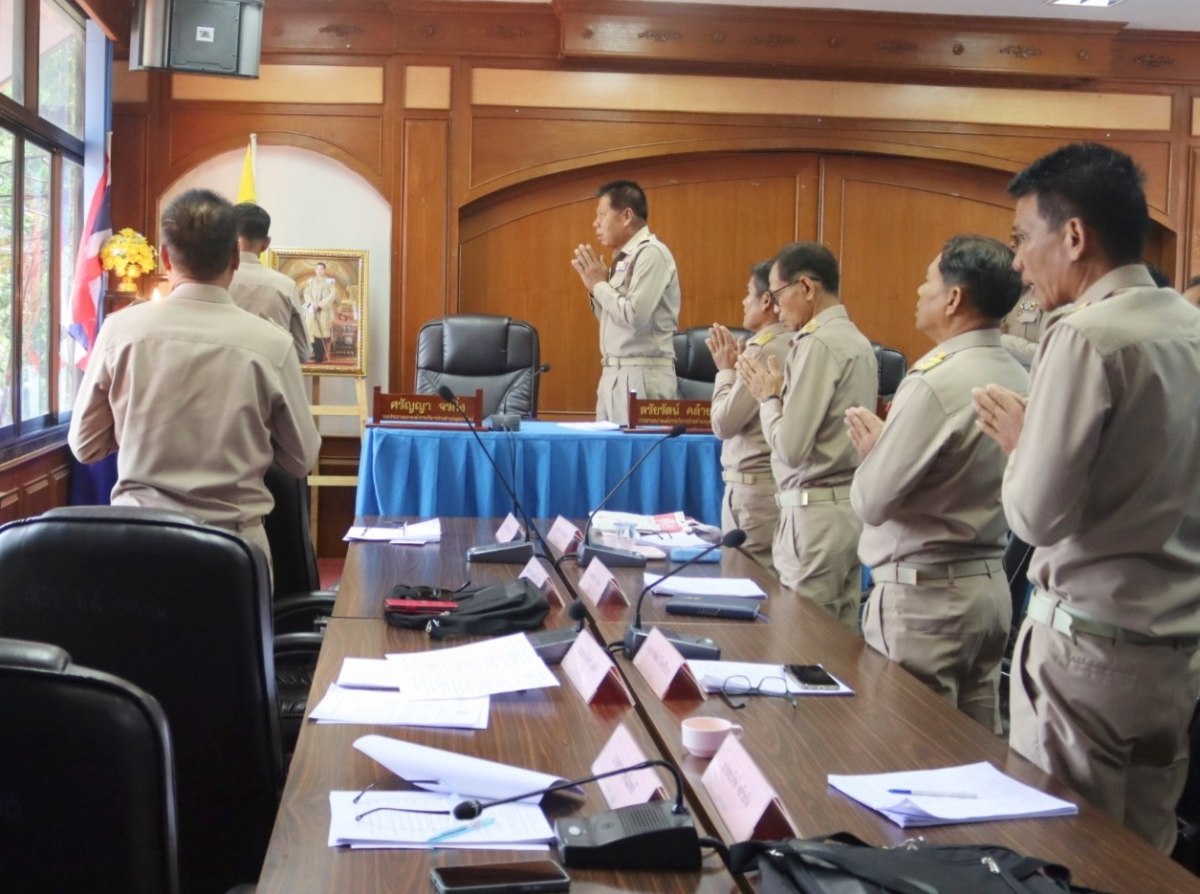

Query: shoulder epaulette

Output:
[1065, 301, 1091, 315]
[749, 330, 776, 347]
[798, 319, 821, 336]
[911, 352, 948, 373]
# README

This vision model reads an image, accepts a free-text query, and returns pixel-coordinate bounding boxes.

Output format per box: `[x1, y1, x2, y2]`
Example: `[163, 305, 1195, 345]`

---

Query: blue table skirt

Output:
[356, 421, 723, 525]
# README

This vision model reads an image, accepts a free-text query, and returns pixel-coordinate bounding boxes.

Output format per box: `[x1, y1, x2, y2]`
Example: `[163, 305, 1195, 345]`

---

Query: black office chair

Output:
[673, 325, 752, 400]
[998, 532, 1036, 736]
[0, 507, 283, 894]
[873, 343, 907, 402]
[0, 637, 179, 894]
[415, 314, 541, 417]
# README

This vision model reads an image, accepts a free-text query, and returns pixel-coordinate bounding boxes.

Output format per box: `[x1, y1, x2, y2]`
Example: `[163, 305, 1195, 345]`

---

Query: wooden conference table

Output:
[259, 518, 1198, 893]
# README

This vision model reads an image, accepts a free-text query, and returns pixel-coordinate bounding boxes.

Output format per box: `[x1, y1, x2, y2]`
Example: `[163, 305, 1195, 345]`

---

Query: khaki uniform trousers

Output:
[721, 481, 778, 572]
[774, 499, 862, 629]
[862, 573, 1010, 733]
[1010, 618, 1200, 854]
[596, 365, 678, 424]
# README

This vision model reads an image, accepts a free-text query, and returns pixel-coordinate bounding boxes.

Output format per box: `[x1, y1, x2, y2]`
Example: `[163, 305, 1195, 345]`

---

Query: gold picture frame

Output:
[267, 248, 368, 377]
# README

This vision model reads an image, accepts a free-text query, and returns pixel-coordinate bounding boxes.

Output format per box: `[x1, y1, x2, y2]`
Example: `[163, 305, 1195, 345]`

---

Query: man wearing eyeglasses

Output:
[736, 243, 877, 626]
[844, 236, 1027, 733]
[571, 180, 680, 424]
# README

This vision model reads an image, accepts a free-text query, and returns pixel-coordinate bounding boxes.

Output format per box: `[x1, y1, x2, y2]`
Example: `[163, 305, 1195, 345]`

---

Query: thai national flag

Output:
[68, 148, 112, 369]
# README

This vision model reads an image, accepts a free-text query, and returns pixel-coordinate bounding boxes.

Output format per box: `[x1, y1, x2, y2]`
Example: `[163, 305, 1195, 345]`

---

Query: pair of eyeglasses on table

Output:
[718, 674, 798, 710]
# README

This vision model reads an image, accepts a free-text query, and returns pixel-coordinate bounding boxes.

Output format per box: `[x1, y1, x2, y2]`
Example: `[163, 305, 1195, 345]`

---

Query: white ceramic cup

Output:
[681, 716, 744, 758]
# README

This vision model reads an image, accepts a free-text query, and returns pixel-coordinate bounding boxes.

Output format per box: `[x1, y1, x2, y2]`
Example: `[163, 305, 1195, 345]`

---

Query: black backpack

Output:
[384, 578, 549, 640]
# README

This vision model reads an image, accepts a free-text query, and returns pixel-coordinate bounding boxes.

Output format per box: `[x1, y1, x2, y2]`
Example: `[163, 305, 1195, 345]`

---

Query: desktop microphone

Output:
[526, 599, 588, 665]
[577, 423, 687, 568]
[438, 385, 538, 564]
[622, 528, 747, 660]
[498, 363, 551, 417]
[451, 759, 699, 870]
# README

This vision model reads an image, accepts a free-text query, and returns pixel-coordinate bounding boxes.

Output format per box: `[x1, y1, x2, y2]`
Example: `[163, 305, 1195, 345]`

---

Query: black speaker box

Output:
[130, 0, 262, 78]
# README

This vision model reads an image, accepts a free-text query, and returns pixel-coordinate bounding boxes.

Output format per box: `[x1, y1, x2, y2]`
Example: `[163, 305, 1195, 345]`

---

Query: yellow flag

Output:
[236, 134, 256, 203]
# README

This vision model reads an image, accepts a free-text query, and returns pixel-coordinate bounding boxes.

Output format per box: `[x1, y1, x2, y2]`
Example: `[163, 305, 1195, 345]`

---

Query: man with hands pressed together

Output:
[974, 143, 1200, 853]
[846, 236, 1027, 732]
[571, 180, 680, 424]
[737, 242, 876, 626]
[707, 260, 795, 569]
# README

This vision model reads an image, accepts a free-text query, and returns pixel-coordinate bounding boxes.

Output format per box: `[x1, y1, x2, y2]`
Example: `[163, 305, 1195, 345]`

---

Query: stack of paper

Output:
[827, 762, 1078, 828]
[643, 574, 766, 599]
[309, 686, 490, 729]
[384, 633, 561, 700]
[344, 518, 442, 544]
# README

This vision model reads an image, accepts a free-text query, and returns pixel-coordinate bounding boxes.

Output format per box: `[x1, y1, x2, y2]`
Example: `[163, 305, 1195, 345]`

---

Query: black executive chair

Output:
[673, 325, 752, 400]
[0, 507, 282, 894]
[0, 637, 179, 894]
[873, 342, 907, 403]
[415, 314, 542, 417]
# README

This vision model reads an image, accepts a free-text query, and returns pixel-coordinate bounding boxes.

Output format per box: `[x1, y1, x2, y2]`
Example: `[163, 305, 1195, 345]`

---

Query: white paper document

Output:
[309, 685, 490, 729]
[328, 790, 554, 849]
[642, 574, 766, 599]
[827, 761, 1078, 828]
[635, 531, 711, 549]
[337, 657, 407, 690]
[354, 735, 584, 802]
[687, 660, 853, 697]
[384, 633, 561, 700]
[344, 518, 442, 544]
[557, 421, 621, 432]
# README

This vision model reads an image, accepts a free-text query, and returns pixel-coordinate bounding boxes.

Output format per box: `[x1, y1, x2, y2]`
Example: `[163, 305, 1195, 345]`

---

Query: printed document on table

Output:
[827, 761, 1078, 827]
[309, 685, 489, 729]
[642, 574, 766, 599]
[328, 791, 554, 848]
[336, 657, 406, 690]
[384, 632, 560, 700]
[344, 518, 442, 544]
[557, 421, 621, 432]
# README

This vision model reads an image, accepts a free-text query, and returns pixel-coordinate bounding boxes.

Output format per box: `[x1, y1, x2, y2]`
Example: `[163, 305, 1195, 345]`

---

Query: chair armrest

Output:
[273, 591, 337, 634]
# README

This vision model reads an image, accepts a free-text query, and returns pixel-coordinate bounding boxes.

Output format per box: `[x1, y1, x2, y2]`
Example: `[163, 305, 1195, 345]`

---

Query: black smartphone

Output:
[430, 860, 571, 894]
[787, 664, 841, 690]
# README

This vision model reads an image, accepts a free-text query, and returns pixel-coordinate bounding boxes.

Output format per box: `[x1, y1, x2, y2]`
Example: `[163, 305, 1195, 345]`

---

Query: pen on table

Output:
[887, 788, 978, 799]
[427, 815, 495, 843]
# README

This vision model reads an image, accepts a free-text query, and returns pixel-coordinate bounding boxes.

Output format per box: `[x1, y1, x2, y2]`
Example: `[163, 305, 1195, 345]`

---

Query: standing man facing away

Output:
[974, 143, 1200, 852]
[846, 236, 1027, 732]
[571, 180, 680, 424]
[706, 259, 794, 570]
[737, 243, 877, 626]
[303, 262, 338, 363]
[229, 202, 311, 363]
[69, 189, 322, 568]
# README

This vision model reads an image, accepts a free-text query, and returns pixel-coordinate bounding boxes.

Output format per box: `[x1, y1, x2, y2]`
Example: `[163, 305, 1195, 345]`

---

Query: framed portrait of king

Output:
[268, 248, 368, 377]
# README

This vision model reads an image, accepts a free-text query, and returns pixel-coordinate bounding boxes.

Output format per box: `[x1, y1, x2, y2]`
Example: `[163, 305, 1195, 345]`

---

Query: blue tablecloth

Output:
[356, 421, 723, 525]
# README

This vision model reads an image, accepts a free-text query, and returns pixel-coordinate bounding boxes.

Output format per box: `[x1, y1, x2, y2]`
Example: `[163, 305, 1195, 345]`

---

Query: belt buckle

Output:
[897, 566, 918, 586]
[799, 492, 810, 507]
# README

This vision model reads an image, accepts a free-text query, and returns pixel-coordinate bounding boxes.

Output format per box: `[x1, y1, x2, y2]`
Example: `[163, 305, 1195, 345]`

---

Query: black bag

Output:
[727, 833, 1109, 894]
[384, 578, 549, 639]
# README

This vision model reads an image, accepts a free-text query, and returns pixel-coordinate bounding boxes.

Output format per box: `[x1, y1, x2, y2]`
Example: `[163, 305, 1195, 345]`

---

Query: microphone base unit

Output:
[555, 801, 701, 870]
[623, 625, 721, 660]
[526, 627, 580, 665]
[467, 541, 536, 564]
[577, 543, 646, 568]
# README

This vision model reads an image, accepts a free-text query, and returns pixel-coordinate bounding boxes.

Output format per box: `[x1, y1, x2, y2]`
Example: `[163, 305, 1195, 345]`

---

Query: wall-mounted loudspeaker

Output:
[131, 0, 262, 78]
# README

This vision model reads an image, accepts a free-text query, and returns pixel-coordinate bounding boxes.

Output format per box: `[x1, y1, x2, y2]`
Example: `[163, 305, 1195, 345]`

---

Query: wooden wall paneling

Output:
[110, 111, 149, 233]
[260, 2, 399, 55]
[820, 155, 1016, 369]
[20, 476, 52, 518]
[0, 446, 72, 524]
[1189, 147, 1200, 281]
[1113, 32, 1200, 85]
[0, 488, 19, 525]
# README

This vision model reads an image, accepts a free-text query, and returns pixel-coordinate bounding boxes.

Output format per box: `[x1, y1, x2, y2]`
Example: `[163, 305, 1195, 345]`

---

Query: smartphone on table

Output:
[787, 664, 841, 691]
[430, 860, 571, 894]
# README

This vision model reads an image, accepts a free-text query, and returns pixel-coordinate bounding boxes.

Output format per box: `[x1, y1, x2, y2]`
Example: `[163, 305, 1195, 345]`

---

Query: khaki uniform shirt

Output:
[229, 252, 310, 362]
[854, 329, 1029, 567]
[1003, 265, 1200, 638]
[1000, 295, 1044, 370]
[590, 226, 679, 360]
[69, 283, 322, 528]
[303, 275, 338, 339]
[761, 305, 877, 489]
[711, 322, 793, 478]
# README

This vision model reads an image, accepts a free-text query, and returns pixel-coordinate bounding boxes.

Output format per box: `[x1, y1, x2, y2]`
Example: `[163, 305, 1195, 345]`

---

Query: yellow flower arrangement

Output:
[100, 228, 158, 292]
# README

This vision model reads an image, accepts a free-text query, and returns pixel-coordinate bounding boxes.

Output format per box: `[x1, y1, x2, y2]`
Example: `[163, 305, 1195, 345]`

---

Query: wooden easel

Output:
[306, 374, 369, 544]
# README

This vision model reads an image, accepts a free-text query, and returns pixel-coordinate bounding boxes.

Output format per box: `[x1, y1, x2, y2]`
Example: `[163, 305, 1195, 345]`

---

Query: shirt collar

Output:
[169, 283, 235, 305]
[1077, 264, 1157, 306]
[614, 225, 652, 258]
[239, 252, 264, 267]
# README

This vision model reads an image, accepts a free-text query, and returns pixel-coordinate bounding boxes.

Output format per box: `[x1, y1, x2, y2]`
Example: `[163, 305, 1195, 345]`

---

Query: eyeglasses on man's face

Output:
[766, 280, 801, 307]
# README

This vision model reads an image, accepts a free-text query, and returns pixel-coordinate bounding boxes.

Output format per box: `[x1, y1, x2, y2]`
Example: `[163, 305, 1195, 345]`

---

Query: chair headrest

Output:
[0, 638, 70, 672]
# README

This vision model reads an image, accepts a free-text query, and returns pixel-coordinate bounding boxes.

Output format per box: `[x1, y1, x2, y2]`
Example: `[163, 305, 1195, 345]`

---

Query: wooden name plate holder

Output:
[627, 394, 711, 431]
[370, 386, 483, 429]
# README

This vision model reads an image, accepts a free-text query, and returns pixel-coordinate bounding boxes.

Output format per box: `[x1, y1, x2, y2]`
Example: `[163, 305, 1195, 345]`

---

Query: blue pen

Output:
[887, 788, 977, 799]
[426, 815, 495, 843]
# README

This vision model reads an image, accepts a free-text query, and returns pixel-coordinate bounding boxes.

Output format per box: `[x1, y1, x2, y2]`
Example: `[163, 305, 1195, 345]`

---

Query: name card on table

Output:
[548, 516, 583, 557]
[561, 629, 634, 706]
[495, 513, 524, 543]
[592, 723, 666, 810]
[701, 734, 799, 842]
[579, 558, 629, 607]
[631, 627, 706, 701]
[518, 557, 564, 608]
[371, 386, 483, 427]
[628, 395, 712, 431]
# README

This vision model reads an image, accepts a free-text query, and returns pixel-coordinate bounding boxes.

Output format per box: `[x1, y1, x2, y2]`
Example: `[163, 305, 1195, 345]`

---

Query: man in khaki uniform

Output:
[846, 236, 1028, 732]
[69, 189, 322, 568]
[738, 242, 877, 626]
[706, 260, 795, 569]
[303, 262, 338, 363]
[571, 180, 680, 424]
[974, 143, 1200, 853]
[229, 203, 310, 362]
[998, 288, 1042, 369]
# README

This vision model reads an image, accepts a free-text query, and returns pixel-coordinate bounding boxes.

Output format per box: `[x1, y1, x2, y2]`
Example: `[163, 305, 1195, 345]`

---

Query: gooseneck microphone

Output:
[622, 528, 747, 659]
[438, 385, 538, 564]
[450, 759, 700, 870]
[526, 599, 588, 665]
[577, 423, 688, 568]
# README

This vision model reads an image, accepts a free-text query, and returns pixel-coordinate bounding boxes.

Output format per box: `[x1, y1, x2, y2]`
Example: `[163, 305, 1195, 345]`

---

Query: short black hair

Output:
[938, 235, 1022, 321]
[750, 259, 773, 297]
[1144, 263, 1171, 289]
[597, 180, 649, 222]
[1007, 142, 1148, 266]
[160, 189, 237, 281]
[773, 242, 840, 296]
[232, 202, 271, 241]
